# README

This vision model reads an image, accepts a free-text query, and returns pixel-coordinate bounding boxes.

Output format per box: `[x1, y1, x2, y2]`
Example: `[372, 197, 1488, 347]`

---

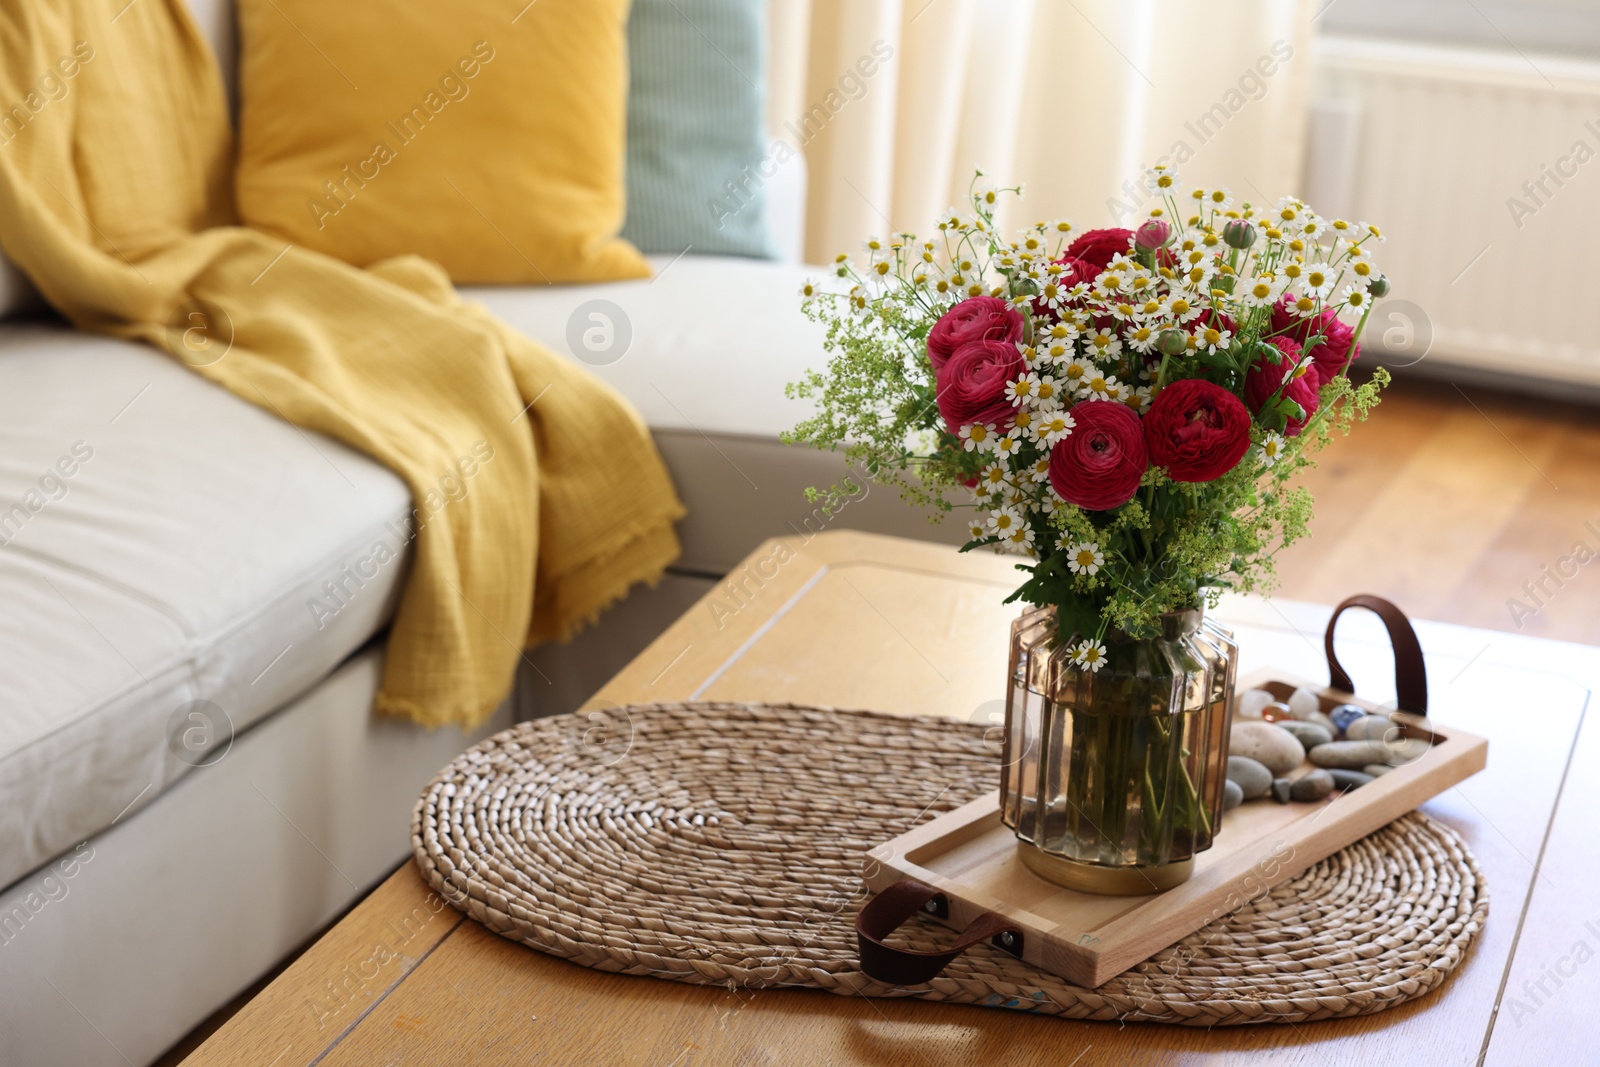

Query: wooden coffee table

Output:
[183, 531, 1597, 1066]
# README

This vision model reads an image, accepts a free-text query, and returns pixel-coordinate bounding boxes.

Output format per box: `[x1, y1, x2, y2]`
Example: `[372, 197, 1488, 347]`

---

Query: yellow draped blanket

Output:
[0, 0, 684, 727]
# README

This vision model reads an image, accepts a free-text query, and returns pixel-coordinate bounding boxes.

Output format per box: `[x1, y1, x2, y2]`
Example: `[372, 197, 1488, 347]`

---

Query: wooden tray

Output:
[862, 668, 1488, 988]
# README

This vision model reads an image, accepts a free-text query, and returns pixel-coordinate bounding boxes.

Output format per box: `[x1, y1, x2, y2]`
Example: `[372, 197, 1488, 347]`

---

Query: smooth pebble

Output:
[1270, 777, 1292, 803]
[1328, 703, 1366, 735]
[1290, 768, 1335, 801]
[1223, 779, 1244, 811]
[1308, 739, 1390, 769]
[1236, 689, 1275, 721]
[1226, 755, 1273, 798]
[1328, 769, 1375, 790]
[1230, 722, 1306, 775]
[1287, 687, 1323, 721]
[1305, 709, 1339, 734]
[1345, 714, 1395, 742]
[1363, 763, 1395, 777]
[1275, 721, 1332, 750]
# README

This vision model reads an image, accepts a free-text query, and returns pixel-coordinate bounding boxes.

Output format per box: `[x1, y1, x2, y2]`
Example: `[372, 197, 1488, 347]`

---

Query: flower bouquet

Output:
[785, 167, 1388, 891]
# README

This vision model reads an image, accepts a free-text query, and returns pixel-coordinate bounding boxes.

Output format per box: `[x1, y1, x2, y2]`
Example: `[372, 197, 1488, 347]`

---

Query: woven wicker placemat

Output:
[411, 701, 1487, 1026]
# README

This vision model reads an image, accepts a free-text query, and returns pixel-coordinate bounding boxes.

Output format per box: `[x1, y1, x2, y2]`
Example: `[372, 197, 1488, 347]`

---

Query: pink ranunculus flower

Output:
[1270, 297, 1358, 386]
[936, 339, 1024, 434]
[925, 296, 1023, 372]
[1063, 228, 1135, 271]
[1245, 337, 1320, 437]
[1048, 400, 1148, 510]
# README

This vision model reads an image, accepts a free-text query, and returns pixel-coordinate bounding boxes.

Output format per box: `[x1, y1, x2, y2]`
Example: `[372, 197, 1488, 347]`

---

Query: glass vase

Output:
[1000, 604, 1237, 895]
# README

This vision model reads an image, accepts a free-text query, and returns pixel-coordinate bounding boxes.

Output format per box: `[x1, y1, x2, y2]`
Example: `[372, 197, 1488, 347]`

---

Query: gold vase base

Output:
[1017, 840, 1193, 896]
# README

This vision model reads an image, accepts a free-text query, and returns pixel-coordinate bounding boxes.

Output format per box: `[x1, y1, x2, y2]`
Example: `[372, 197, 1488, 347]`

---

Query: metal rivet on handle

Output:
[999, 931, 1016, 948]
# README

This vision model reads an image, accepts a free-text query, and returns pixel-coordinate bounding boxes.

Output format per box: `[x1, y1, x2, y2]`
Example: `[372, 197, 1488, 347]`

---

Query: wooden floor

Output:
[1272, 374, 1600, 647]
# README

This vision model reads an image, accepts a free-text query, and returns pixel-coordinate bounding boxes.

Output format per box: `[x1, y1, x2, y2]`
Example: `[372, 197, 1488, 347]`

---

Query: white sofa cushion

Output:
[0, 326, 411, 889]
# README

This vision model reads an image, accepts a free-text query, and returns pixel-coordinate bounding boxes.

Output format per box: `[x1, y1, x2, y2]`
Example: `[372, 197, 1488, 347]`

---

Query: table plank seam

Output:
[304, 904, 466, 1066]
[1474, 692, 1592, 1066]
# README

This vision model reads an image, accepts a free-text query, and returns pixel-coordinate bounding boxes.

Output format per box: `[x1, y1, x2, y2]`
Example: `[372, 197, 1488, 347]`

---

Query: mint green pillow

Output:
[623, 0, 777, 259]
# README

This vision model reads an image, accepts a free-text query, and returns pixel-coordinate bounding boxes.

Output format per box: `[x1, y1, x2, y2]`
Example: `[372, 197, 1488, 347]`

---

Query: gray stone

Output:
[1308, 739, 1391, 769]
[1275, 721, 1333, 750]
[1270, 777, 1292, 803]
[1223, 778, 1244, 812]
[1305, 709, 1339, 734]
[1363, 763, 1394, 777]
[1226, 755, 1273, 798]
[1236, 689, 1275, 721]
[1344, 714, 1395, 742]
[1287, 687, 1323, 721]
[1290, 769, 1335, 802]
[1328, 769, 1375, 791]
[1230, 722, 1306, 775]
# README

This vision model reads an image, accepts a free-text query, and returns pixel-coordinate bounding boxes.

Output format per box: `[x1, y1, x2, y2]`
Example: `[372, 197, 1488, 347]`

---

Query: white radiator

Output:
[1309, 36, 1600, 388]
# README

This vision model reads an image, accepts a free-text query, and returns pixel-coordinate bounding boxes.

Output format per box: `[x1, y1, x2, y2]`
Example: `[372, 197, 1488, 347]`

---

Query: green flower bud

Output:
[1369, 274, 1391, 298]
[1157, 328, 1187, 357]
[1222, 220, 1256, 249]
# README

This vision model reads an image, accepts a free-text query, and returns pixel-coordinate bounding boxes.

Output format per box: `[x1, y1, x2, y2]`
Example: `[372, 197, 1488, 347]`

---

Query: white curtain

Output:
[767, 0, 1314, 263]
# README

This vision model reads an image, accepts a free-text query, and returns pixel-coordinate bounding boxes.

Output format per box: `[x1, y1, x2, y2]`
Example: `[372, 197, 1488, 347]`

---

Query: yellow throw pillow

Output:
[234, 0, 650, 284]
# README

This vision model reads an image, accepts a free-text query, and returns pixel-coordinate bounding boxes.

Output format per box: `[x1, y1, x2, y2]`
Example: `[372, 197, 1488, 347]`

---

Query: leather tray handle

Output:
[856, 879, 1020, 986]
[1324, 594, 1428, 715]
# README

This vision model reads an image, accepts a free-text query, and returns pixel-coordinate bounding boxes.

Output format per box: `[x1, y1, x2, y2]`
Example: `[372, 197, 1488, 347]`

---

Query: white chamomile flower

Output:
[1202, 188, 1233, 212]
[1072, 639, 1109, 672]
[1285, 293, 1319, 318]
[1036, 278, 1072, 310]
[1026, 456, 1052, 483]
[959, 423, 998, 453]
[1004, 525, 1037, 550]
[1196, 324, 1232, 353]
[987, 506, 1023, 537]
[1058, 356, 1094, 390]
[1301, 263, 1336, 299]
[1258, 431, 1286, 467]
[992, 432, 1024, 459]
[1033, 409, 1076, 445]
[1240, 275, 1278, 308]
[1082, 372, 1122, 401]
[1289, 212, 1323, 239]
[1040, 336, 1074, 364]
[1126, 323, 1158, 354]
[1085, 328, 1124, 360]
[1125, 385, 1153, 414]
[1144, 164, 1181, 195]
[1066, 541, 1105, 575]
[1164, 293, 1201, 323]
[1274, 197, 1304, 227]
[1034, 376, 1062, 407]
[978, 464, 1011, 490]
[1094, 271, 1130, 300]
[1339, 284, 1372, 316]
[967, 520, 989, 541]
[1008, 372, 1042, 406]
